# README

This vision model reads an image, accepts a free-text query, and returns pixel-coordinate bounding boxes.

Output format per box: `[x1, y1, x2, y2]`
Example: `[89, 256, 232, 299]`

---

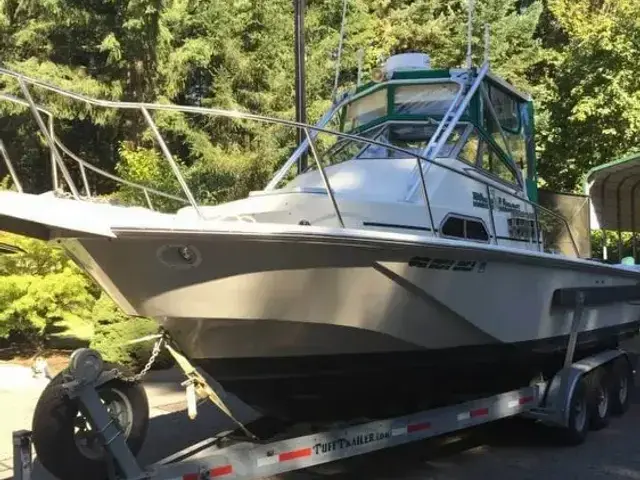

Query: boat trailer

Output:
[11, 285, 639, 480]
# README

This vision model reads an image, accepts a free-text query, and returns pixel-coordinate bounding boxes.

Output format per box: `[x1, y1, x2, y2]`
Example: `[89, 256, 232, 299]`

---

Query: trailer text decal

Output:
[313, 431, 391, 454]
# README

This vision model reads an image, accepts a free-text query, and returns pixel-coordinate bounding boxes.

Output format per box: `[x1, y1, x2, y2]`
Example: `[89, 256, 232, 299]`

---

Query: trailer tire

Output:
[586, 368, 611, 431]
[610, 357, 633, 415]
[31, 363, 149, 480]
[560, 377, 589, 445]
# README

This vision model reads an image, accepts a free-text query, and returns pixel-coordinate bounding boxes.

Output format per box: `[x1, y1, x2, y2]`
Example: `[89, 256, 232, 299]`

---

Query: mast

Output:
[294, 0, 307, 173]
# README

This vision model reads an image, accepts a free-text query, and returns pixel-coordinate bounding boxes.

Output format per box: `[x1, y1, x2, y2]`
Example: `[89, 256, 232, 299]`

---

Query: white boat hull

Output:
[60, 226, 640, 358]
[2, 192, 640, 420]
[58, 225, 640, 420]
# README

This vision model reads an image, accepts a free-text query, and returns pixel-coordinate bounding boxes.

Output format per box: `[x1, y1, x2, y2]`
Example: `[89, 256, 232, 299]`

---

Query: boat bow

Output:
[0, 190, 162, 240]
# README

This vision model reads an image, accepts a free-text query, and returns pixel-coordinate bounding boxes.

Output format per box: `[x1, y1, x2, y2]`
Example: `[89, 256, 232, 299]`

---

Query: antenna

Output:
[332, 0, 349, 102]
[356, 48, 364, 86]
[293, 0, 307, 172]
[466, 0, 474, 69]
[484, 23, 490, 64]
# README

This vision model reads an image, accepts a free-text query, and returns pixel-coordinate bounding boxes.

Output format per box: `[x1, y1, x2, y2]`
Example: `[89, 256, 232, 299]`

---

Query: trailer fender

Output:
[540, 349, 630, 428]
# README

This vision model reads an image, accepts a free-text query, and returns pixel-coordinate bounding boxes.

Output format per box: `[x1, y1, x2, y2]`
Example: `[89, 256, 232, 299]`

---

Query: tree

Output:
[535, 0, 640, 192]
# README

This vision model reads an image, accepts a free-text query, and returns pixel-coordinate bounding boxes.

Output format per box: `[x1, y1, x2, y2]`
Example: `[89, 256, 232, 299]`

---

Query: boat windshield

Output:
[316, 123, 467, 169]
[356, 124, 466, 159]
[342, 82, 460, 131]
[304, 123, 467, 173]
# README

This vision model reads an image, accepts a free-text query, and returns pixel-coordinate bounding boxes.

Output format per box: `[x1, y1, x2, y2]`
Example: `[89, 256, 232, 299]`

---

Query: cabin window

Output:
[479, 140, 518, 185]
[394, 83, 460, 117]
[441, 216, 465, 237]
[505, 130, 527, 171]
[465, 219, 490, 241]
[345, 88, 387, 130]
[441, 215, 489, 242]
[309, 126, 384, 170]
[488, 85, 520, 132]
[459, 131, 480, 164]
[483, 98, 513, 159]
[458, 129, 517, 186]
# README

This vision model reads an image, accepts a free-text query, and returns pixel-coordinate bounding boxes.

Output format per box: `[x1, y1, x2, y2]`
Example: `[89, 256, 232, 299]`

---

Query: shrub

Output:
[90, 294, 173, 370]
[0, 233, 96, 346]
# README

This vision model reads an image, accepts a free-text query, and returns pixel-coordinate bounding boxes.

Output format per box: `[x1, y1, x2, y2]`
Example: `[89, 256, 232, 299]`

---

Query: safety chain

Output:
[113, 334, 166, 383]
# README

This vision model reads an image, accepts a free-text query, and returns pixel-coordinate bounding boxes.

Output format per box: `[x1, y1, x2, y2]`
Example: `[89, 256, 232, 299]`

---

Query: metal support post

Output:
[0, 140, 23, 192]
[18, 77, 81, 199]
[12, 430, 32, 480]
[415, 157, 436, 235]
[140, 107, 202, 218]
[294, 0, 307, 172]
[304, 128, 345, 227]
[564, 290, 586, 368]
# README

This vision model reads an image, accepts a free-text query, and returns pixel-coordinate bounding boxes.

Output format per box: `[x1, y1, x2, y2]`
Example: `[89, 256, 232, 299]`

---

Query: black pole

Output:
[294, 0, 307, 172]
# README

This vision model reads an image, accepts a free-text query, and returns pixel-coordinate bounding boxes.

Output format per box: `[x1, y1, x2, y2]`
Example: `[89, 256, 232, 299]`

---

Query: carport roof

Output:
[586, 152, 640, 231]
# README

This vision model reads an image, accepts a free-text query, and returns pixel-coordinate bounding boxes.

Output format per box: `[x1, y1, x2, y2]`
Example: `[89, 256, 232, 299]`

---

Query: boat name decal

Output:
[313, 431, 391, 455]
[472, 191, 528, 214]
[409, 257, 486, 272]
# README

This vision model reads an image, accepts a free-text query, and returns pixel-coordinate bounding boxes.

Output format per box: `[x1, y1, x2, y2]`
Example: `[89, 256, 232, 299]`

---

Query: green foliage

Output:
[90, 294, 173, 369]
[0, 233, 96, 343]
[535, 0, 640, 191]
[0, 232, 170, 369]
[113, 142, 185, 211]
[590, 229, 639, 263]
[0, 0, 635, 197]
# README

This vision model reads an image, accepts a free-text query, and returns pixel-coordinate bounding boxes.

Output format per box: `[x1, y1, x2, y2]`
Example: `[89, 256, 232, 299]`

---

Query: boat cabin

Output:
[264, 54, 541, 249]
[203, 53, 547, 252]
[298, 53, 536, 199]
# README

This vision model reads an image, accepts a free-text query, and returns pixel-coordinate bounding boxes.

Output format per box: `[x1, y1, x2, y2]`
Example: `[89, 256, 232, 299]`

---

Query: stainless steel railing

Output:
[0, 66, 580, 257]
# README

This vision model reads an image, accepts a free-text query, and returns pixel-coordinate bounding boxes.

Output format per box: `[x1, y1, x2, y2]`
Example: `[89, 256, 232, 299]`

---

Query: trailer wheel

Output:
[560, 377, 589, 445]
[610, 357, 633, 415]
[32, 363, 149, 480]
[586, 368, 611, 431]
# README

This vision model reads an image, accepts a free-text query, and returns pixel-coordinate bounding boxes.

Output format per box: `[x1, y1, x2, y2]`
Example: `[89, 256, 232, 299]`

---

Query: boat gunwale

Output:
[104, 224, 640, 280]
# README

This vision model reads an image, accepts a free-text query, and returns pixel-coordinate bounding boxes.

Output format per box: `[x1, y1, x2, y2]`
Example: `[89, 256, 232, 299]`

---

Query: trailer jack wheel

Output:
[560, 377, 589, 445]
[31, 363, 149, 480]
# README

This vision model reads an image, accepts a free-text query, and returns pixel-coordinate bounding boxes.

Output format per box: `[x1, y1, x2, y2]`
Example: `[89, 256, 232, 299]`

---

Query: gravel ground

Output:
[3, 361, 640, 480]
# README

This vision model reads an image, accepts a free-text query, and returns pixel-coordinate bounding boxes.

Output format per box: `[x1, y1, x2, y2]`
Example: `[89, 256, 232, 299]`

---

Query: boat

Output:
[0, 52, 639, 424]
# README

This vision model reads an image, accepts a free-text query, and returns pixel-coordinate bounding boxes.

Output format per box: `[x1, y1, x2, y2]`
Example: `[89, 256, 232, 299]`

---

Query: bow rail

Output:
[0, 66, 581, 257]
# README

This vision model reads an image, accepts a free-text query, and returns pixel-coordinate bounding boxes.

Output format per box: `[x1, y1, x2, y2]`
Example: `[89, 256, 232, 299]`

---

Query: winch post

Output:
[65, 349, 145, 480]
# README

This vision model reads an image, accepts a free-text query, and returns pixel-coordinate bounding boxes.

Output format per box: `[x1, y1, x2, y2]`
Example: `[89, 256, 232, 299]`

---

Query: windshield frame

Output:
[303, 120, 474, 174]
[355, 121, 472, 160]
